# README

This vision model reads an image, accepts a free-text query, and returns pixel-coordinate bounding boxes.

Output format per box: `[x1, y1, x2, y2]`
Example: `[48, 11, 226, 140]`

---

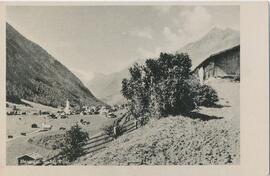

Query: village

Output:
[6, 98, 129, 165]
[7, 99, 123, 118]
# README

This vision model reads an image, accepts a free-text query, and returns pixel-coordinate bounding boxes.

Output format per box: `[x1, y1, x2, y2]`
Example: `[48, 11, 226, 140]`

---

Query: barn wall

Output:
[213, 66, 227, 77]
[214, 50, 240, 77]
[203, 48, 240, 80]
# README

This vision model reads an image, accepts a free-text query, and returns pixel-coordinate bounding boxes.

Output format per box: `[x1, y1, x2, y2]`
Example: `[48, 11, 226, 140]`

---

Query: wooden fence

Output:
[43, 119, 139, 165]
[83, 120, 137, 154]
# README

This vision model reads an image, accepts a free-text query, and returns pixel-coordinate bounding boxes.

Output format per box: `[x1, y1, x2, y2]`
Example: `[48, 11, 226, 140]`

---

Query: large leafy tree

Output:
[121, 52, 219, 119]
[122, 52, 195, 118]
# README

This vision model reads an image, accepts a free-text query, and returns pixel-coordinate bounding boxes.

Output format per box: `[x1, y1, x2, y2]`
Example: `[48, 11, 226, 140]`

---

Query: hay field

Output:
[76, 79, 240, 165]
[6, 113, 120, 165]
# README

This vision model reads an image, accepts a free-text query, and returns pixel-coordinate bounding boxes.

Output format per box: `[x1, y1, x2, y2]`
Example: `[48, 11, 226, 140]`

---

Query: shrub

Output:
[196, 85, 218, 106]
[59, 124, 89, 162]
[188, 75, 218, 107]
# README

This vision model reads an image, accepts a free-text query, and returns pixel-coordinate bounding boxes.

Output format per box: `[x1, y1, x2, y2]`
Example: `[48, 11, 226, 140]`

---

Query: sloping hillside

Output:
[87, 27, 239, 105]
[6, 23, 104, 107]
[6, 99, 60, 115]
[77, 79, 240, 165]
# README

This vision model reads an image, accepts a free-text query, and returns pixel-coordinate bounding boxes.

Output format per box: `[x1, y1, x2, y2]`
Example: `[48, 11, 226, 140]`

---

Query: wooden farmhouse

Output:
[17, 152, 43, 165]
[193, 45, 240, 84]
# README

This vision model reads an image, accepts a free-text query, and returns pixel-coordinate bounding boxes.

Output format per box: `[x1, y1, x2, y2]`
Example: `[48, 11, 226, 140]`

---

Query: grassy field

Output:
[76, 78, 240, 165]
[6, 111, 124, 165]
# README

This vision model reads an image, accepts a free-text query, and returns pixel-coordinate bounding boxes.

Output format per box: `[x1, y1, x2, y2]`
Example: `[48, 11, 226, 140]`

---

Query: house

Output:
[100, 106, 110, 116]
[193, 45, 240, 84]
[17, 152, 43, 165]
[41, 123, 52, 130]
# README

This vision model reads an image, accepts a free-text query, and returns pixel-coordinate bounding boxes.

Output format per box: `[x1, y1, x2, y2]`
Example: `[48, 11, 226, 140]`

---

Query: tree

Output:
[121, 52, 219, 119]
[59, 124, 89, 162]
[121, 52, 195, 118]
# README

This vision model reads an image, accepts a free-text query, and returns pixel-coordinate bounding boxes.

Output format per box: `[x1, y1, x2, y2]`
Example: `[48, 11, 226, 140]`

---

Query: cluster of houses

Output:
[6, 104, 26, 115]
[6, 104, 51, 116]
[7, 99, 124, 119]
[58, 99, 123, 118]
[73, 105, 118, 118]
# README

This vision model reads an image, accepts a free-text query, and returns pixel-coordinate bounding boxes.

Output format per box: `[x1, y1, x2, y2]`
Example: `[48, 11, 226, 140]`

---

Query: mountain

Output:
[87, 59, 146, 105]
[87, 27, 240, 105]
[177, 27, 240, 69]
[87, 69, 129, 105]
[6, 23, 104, 108]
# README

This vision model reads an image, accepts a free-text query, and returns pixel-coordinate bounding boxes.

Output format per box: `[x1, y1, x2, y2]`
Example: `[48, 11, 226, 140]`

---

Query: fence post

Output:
[138, 117, 143, 127]
[113, 126, 117, 139]
[134, 119, 138, 129]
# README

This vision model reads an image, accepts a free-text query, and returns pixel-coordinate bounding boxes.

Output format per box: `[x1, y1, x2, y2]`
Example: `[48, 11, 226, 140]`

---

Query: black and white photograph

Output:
[5, 5, 241, 166]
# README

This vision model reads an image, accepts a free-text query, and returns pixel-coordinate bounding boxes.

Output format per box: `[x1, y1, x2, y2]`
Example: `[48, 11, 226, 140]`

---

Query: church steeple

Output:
[64, 99, 70, 114]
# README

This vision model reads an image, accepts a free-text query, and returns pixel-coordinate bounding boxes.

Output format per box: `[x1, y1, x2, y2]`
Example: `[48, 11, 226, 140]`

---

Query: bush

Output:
[59, 124, 89, 162]
[196, 85, 218, 106]
[188, 75, 218, 107]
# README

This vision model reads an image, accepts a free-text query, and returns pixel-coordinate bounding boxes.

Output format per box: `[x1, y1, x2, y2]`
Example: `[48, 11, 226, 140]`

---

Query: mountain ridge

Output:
[177, 27, 240, 68]
[6, 23, 104, 107]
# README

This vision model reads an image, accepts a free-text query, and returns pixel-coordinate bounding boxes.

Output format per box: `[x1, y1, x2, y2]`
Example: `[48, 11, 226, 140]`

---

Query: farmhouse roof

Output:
[192, 45, 240, 73]
[16, 152, 43, 160]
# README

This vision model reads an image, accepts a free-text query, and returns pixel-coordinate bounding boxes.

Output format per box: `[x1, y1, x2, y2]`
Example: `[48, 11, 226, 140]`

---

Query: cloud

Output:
[179, 6, 213, 42]
[162, 26, 187, 52]
[136, 7, 215, 62]
[136, 27, 185, 59]
[137, 47, 161, 59]
[124, 27, 153, 40]
[160, 6, 213, 51]
[163, 26, 178, 43]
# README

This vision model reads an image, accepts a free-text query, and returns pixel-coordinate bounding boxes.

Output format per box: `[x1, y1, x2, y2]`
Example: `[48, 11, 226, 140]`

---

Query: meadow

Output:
[6, 113, 121, 165]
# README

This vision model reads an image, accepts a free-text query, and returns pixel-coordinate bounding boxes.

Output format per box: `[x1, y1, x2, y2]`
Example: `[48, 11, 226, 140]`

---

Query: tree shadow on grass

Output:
[203, 103, 231, 109]
[184, 112, 223, 121]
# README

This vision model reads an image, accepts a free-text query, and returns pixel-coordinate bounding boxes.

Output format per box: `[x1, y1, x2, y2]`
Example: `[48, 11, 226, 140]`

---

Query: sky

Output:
[7, 6, 239, 84]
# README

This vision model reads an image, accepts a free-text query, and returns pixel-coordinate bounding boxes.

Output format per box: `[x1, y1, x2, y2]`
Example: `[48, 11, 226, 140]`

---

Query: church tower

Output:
[64, 99, 70, 115]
